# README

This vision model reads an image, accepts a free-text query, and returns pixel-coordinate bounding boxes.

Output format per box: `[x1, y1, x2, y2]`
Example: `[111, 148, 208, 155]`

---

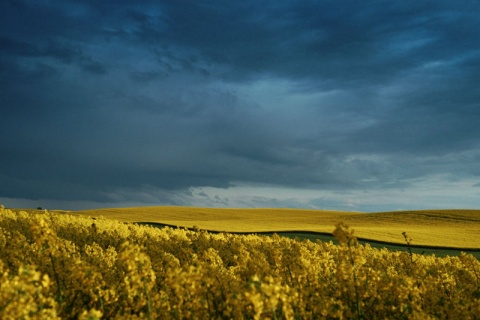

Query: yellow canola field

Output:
[77, 206, 480, 249]
[1, 206, 479, 319]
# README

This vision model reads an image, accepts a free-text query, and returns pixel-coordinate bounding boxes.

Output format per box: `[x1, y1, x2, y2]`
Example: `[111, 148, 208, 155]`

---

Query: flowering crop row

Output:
[0, 205, 479, 319]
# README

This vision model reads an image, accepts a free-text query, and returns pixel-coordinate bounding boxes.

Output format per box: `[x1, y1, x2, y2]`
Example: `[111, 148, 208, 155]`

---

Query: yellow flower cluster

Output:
[0, 206, 479, 319]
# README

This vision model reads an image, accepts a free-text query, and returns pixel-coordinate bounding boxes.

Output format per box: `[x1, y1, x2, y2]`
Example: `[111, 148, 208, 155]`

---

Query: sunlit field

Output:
[76, 206, 480, 249]
[1, 206, 479, 319]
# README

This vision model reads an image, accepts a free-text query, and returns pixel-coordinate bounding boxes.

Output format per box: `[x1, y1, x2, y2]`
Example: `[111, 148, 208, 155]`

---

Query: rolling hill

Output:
[74, 206, 480, 249]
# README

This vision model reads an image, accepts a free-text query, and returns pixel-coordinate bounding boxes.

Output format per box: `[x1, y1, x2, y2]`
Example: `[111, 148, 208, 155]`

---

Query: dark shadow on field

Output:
[137, 222, 480, 260]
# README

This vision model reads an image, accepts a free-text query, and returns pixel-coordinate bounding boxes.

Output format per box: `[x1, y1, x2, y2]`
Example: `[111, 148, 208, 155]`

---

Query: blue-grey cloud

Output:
[1, 0, 479, 210]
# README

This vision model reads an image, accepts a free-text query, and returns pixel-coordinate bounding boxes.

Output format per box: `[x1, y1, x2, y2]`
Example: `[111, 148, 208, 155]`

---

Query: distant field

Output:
[75, 206, 480, 249]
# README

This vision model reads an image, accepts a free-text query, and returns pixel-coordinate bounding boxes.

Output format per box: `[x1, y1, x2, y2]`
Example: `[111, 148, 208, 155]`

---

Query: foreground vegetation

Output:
[1, 206, 479, 319]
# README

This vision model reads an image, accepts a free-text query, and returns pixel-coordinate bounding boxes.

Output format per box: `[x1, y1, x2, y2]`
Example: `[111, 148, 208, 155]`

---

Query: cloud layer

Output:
[1, 0, 479, 211]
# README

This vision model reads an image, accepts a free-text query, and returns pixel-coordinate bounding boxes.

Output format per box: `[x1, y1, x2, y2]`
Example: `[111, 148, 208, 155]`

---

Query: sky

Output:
[1, 0, 479, 212]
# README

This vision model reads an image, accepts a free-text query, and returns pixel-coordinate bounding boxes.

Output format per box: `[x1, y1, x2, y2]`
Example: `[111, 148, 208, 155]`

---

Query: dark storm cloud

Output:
[1, 0, 479, 209]
[161, 1, 478, 84]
